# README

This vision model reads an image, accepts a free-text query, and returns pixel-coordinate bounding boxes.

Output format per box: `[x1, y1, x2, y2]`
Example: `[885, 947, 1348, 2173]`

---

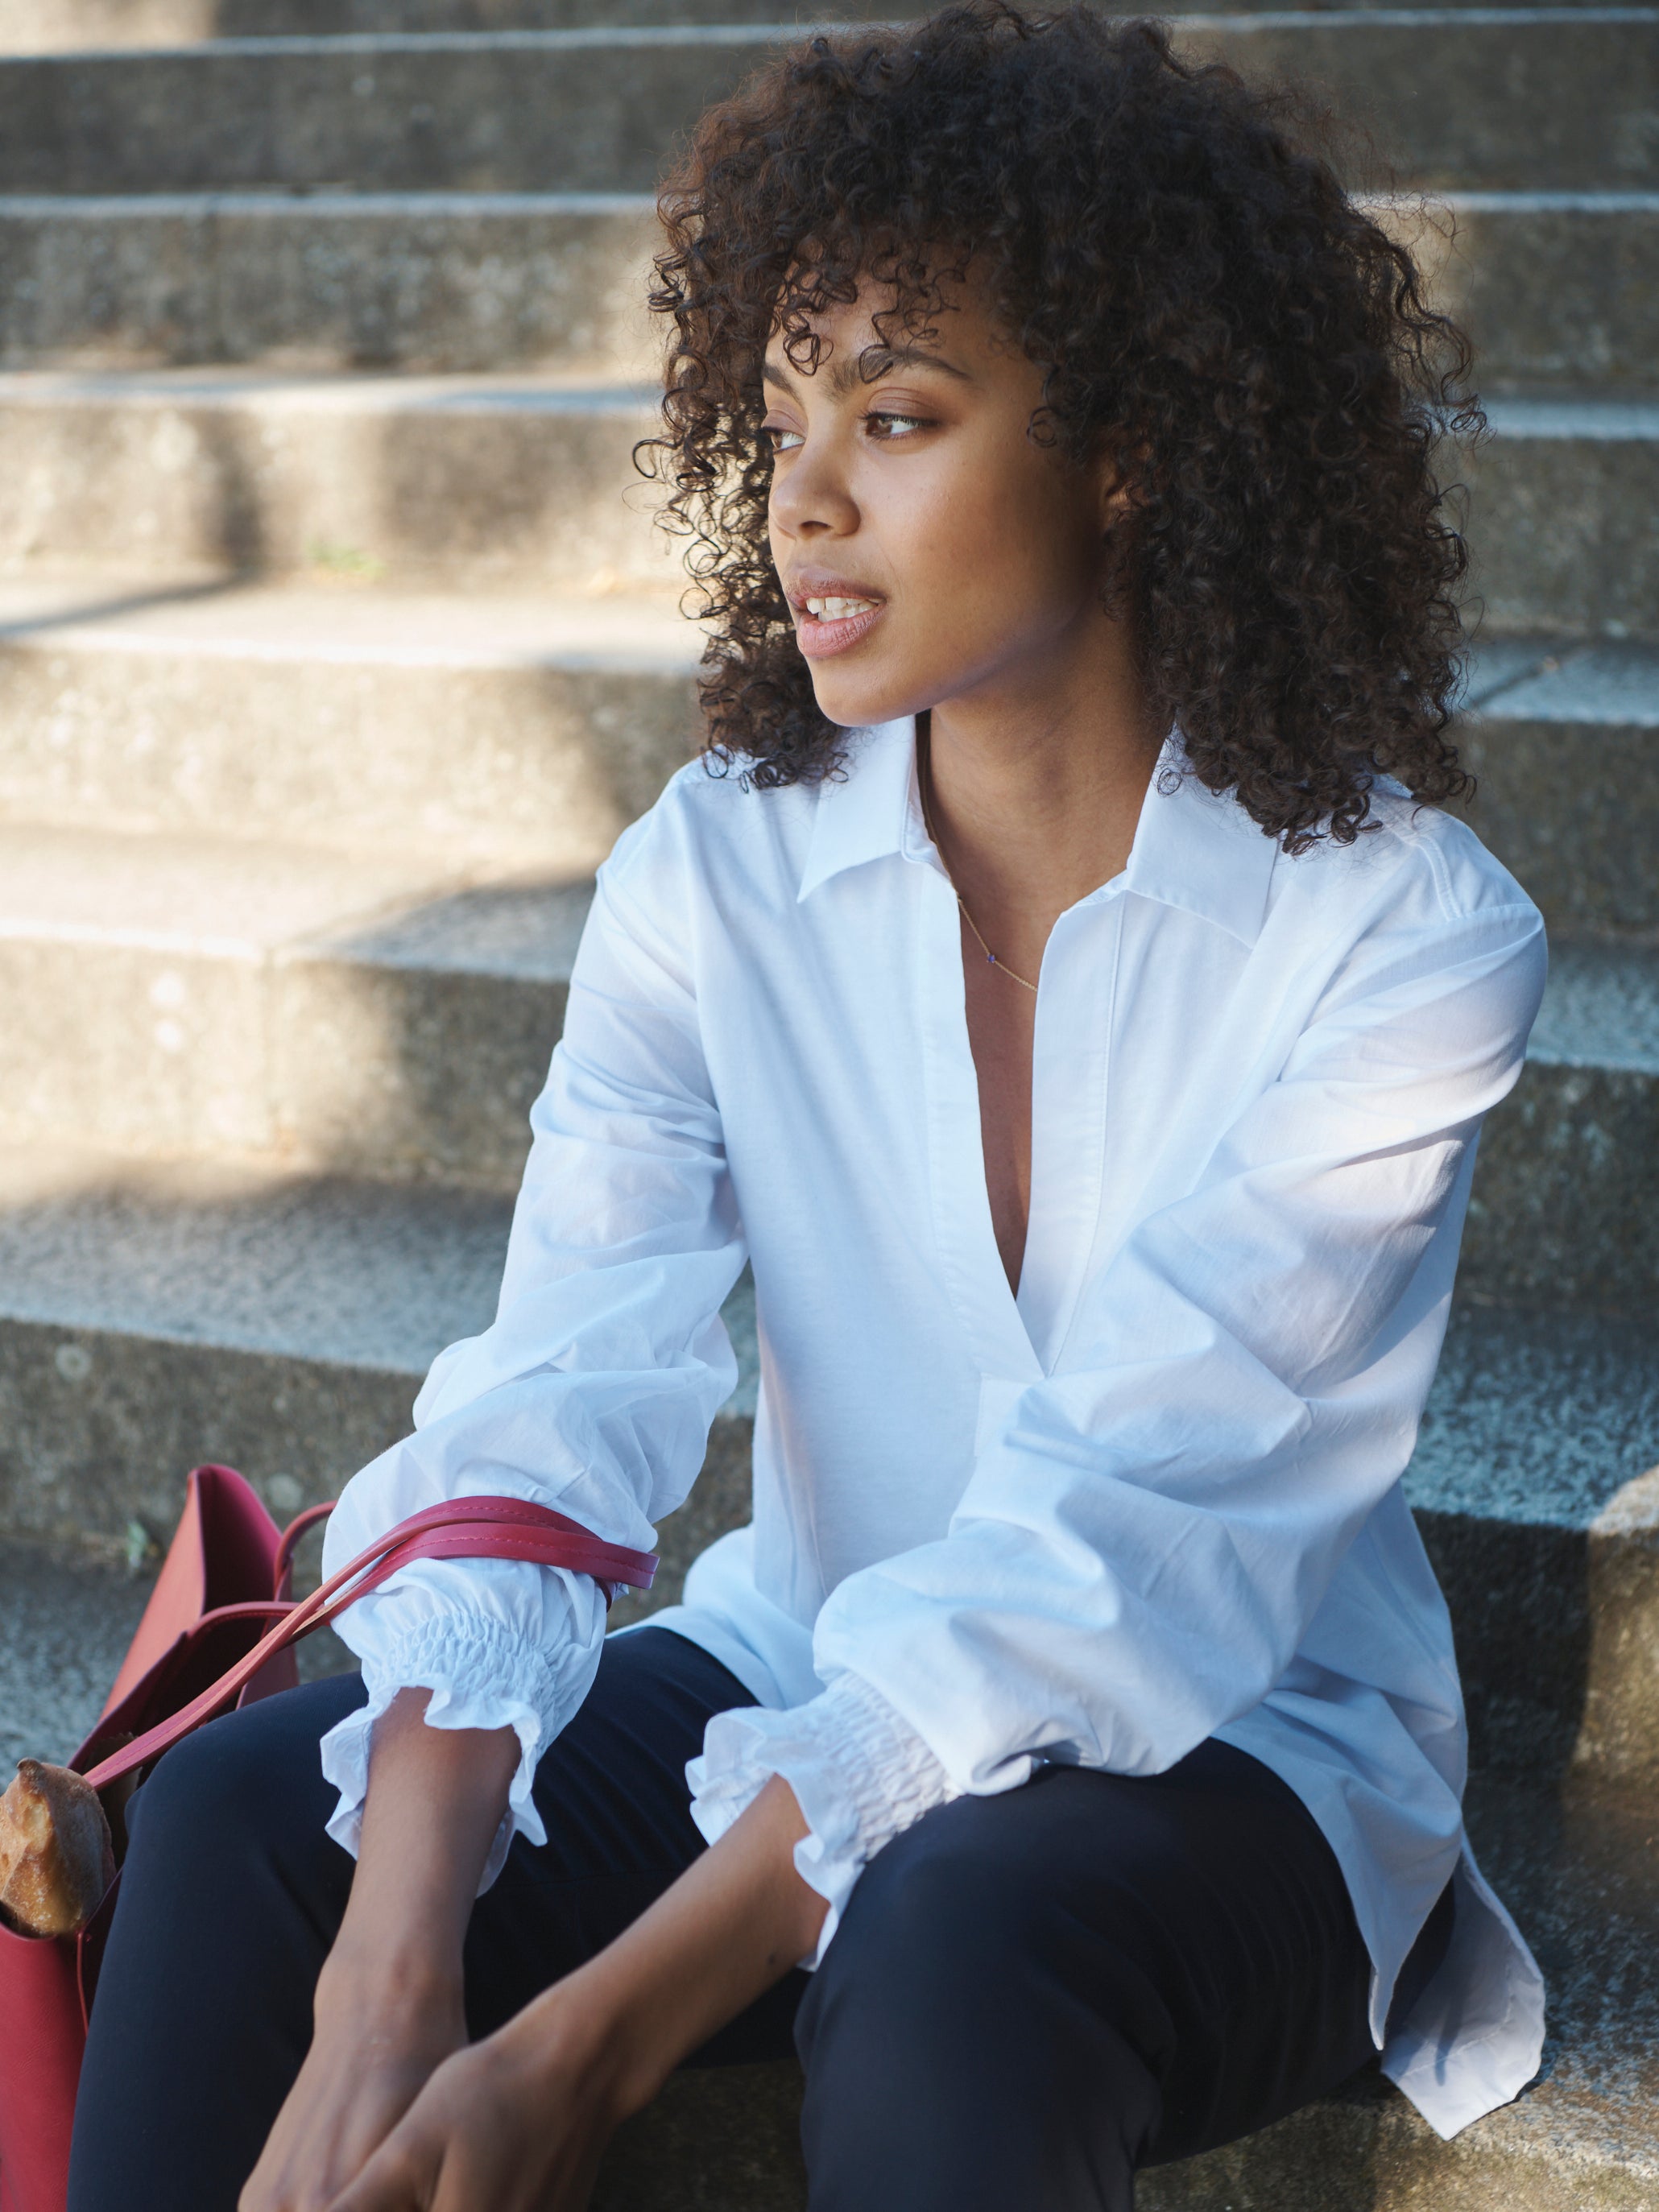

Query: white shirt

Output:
[320, 721, 1548, 2140]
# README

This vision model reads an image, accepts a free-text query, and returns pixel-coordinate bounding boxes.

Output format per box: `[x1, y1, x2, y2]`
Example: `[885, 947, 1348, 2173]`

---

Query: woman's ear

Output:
[1095, 450, 1143, 535]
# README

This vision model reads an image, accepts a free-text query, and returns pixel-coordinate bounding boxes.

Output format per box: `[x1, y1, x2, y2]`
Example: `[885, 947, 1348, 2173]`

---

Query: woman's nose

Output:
[769, 431, 859, 540]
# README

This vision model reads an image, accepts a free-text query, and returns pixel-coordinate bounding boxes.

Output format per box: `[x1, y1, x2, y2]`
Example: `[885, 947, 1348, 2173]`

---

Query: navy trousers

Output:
[68, 1626, 1447, 2211]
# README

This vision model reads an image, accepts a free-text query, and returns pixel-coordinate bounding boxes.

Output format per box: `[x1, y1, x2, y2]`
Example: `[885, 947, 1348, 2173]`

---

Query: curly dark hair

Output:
[643, 2, 1480, 851]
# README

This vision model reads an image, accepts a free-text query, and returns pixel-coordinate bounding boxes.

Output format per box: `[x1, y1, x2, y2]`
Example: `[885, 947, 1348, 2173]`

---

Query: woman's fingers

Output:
[325, 2040, 612, 2212]
[325, 2131, 438, 2212]
[238, 1987, 464, 2212]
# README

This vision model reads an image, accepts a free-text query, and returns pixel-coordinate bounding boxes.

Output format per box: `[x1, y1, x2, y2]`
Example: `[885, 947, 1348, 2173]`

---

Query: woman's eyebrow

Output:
[761, 345, 973, 397]
[846, 344, 973, 392]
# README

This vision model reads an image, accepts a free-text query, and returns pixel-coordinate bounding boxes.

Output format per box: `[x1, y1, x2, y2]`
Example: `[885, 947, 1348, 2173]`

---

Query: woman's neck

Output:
[921, 629, 1162, 966]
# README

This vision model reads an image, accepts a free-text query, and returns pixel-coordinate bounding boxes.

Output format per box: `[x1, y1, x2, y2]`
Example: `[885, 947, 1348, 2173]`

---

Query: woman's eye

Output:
[765, 424, 805, 453]
[866, 410, 932, 440]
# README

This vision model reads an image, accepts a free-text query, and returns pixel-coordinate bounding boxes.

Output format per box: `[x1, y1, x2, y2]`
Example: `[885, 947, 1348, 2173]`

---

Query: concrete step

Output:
[2, 823, 1653, 1292]
[0, 14, 1652, 197]
[0, 571, 700, 866]
[0, 584, 1646, 937]
[1460, 638, 1659, 937]
[2, 823, 1654, 1295]
[0, 370, 1649, 629]
[1408, 191, 1659, 395]
[0, 191, 662, 377]
[1459, 940, 1659, 1314]
[0, 369, 674, 592]
[1407, 1300, 1659, 1779]
[1471, 395, 1659, 639]
[0, 188, 1650, 391]
[0, 824, 589, 1181]
[4, 0, 1621, 50]
[0, 1143, 757, 1597]
[0, 1147, 1654, 1767]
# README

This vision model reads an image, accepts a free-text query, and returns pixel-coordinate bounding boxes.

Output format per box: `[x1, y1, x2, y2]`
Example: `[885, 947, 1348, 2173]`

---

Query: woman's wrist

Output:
[316, 1915, 465, 2024]
[503, 1773, 825, 2123]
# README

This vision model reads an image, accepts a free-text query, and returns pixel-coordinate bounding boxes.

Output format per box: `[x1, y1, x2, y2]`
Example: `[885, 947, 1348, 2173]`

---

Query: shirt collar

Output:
[797, 721, 1278, 948]
[796, 718, 923, 901]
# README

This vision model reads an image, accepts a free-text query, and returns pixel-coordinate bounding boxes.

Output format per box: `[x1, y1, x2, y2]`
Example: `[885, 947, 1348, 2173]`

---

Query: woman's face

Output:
[763, 275, 1126, 730]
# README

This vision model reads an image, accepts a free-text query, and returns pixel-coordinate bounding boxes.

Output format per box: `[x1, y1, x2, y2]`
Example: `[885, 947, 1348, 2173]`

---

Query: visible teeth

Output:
[805, 596, 877, 621]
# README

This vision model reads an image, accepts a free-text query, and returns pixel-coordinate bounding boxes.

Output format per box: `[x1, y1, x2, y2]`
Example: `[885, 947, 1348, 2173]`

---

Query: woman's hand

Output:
[325, 1995, 622, 2212]
[241, 1689, 521, 2212]
[240, 1943, 470, 2212]
[321, 1773, 825, 2212]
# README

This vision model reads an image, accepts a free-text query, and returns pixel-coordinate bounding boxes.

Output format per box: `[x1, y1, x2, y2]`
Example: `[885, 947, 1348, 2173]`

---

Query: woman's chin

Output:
[807, 668, 931, 732]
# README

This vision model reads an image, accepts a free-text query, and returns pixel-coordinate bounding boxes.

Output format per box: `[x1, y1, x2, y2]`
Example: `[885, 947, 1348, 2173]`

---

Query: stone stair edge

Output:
[0, 191, 1649, 395]
[2, 1138, 1647, 1535]
[0, 590, 1649, 931]
[6, 182, 1653, 211]
[0, 15, 1649, 201]
[0, 370, 1648, 627]
[0, 367, 1643, 420]
[0, 0, 1637, 53]
[4, 7, 1655, 52]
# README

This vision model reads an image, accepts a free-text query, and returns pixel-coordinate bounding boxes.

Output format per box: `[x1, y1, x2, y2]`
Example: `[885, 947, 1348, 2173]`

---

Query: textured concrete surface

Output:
[2, 589, 1645, 915]
[0, 1537, 156, 1771]
[1473, 397, 1659, 638]
[0, 822, 588, 1175]
[1, 1131, 1653, 1780]
[0, 192, 663, 375]
[0, 367, 676, 589]
[10, 0, 1614, 49]
[0, 189, 1649, 387]
[0, 372, 1645, 614]
[0, 573, 699, 859]
[2, 815, 1652, 1239]
[1462, 943, 1659, 1313]
[1458, 641, 1659, 935]
[0, 1140, 758, 1550]
[1395, 190, 1659, 391]
[0, 17, 1652, 195]
[1408, 1300, 1659, 1774]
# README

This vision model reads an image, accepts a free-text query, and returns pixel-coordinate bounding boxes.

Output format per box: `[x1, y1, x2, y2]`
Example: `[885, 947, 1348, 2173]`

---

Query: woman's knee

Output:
[804, 1797, 1051, 2043]
[122, 1674, 362, 1906]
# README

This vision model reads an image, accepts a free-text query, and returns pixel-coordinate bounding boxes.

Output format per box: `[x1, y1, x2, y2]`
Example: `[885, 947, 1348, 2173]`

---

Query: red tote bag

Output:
[0, 1464, 656, 2212]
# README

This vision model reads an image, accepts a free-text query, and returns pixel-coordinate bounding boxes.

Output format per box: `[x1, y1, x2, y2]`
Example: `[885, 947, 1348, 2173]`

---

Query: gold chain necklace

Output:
[919, 735, 1040, 996]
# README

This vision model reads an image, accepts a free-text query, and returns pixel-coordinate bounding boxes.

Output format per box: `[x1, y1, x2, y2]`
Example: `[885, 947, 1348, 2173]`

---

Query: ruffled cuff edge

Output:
[319, 1615, 593, 1894]
[685, 1672, 959, 1970]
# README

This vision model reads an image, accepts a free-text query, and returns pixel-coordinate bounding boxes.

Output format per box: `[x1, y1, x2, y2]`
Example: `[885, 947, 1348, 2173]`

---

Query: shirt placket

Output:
[1016, 889, 1120, 1375]
[913, 856, 1045, 1393]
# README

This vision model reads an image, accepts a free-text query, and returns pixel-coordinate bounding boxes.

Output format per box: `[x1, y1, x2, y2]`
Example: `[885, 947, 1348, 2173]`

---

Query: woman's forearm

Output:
[325, 1687, 520, 2003]
[499, 1772, 827, 2120]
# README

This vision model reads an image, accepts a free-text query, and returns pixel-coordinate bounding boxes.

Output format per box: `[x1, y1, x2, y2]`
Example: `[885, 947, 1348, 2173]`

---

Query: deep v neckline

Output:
[918, 721, 1040, 1306]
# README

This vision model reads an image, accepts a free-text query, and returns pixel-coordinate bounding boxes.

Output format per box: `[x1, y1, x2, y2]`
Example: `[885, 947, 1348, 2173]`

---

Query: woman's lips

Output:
[793, 597, 886, 659]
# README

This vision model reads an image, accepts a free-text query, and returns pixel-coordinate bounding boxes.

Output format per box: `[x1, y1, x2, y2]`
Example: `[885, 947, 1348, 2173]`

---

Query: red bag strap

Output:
[83, 1496, 656, 1796]
[273, 1499, 338, 1600]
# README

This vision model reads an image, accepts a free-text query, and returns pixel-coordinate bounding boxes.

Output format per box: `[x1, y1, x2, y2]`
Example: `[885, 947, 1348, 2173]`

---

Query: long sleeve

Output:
[319, 796, 745, 1884]
[689, 865, 1546, 1953]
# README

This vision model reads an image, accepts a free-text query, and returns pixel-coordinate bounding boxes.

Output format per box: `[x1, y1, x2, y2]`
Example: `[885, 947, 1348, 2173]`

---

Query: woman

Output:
[69, 9, 1547, 2208]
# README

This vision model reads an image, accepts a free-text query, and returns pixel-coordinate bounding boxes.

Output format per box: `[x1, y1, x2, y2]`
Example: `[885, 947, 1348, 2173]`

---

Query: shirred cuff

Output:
[686, 1672, 960, 1967]
[319, 1613, 602, 1892]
